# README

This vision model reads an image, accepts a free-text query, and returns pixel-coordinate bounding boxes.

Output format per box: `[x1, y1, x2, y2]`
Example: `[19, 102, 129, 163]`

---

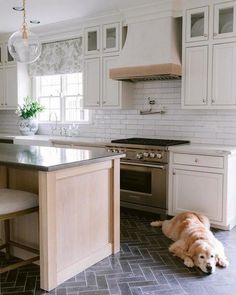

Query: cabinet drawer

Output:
[173, 153, 224, 169]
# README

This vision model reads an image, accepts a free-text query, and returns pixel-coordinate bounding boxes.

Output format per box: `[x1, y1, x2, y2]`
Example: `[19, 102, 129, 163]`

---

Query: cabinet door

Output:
[103, 23, 119, 53]
[84, 58, 100, 108]
[84, 26, 100, 55]
[172, 169, 223, 222]
[212, 43, 236, 106]
[0, 43, 3, 66]
[102, 56, 120, 108]
[184, 46, 208, 106]
[186, 6, 209, 42]
[5, 66, 18, 109]
[214, 1, 236, 39]
[5, 43, 15, 64]
[0, 68, 5, 108]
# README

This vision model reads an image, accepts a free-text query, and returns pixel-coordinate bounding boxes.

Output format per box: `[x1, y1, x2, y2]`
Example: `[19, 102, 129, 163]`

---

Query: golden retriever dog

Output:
[151, 212, 229, 274]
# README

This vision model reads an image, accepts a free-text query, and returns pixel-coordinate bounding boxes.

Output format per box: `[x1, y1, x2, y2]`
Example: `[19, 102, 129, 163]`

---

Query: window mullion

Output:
[61, 75, 65, 123]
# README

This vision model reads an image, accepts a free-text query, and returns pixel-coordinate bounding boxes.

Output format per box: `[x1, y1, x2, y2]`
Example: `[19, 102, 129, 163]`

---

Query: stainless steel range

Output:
[106, 138, 190, 214]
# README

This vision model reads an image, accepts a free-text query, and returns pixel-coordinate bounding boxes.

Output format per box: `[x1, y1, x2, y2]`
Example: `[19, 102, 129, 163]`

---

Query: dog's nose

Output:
[206, 265, 212, 273]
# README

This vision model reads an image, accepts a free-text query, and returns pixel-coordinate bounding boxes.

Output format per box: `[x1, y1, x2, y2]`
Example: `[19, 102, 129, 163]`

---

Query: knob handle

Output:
[136, 153, 143, 159]
[156, 153, 162, 159]
[150, 152, 156, 158]
[143, 152, 149, 158]
[211, 99, 215, 103]
[194, 158, 199, 163]
[203, 99, 206, 103]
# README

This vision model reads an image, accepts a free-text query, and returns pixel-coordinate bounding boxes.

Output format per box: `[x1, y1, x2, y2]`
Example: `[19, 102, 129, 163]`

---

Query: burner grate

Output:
[111, 138, 190, 147]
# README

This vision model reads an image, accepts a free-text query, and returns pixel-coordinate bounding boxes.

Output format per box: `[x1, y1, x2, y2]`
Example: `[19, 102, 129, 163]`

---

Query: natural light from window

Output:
[35, 73, 89, 123]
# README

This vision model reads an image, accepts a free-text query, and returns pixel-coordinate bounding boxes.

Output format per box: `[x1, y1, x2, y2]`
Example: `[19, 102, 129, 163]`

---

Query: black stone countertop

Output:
[0, 143, 125, 172]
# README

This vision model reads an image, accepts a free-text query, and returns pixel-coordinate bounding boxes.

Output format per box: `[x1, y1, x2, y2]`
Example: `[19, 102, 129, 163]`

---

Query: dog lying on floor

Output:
[151, 212, 229, 274]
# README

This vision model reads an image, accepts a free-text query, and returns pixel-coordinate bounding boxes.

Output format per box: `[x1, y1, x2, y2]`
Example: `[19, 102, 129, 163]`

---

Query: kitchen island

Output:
[0, 143, 124, 291]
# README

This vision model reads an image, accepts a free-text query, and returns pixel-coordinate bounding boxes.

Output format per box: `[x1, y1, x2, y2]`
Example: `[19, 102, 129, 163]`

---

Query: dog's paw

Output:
[184, 257, 194, 268]
[150, 221, 163, 227]
[217, 258, 229, 268]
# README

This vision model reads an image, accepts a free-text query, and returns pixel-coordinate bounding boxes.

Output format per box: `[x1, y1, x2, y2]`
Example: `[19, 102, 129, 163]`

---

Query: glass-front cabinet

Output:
[103, 23, 119, 53]
[0, 43, 15, 65]
[0, 44, 3, 66]
[84, 26, 100, 55]
[214, 1, 236, 39]
[186, 6, 209, 42]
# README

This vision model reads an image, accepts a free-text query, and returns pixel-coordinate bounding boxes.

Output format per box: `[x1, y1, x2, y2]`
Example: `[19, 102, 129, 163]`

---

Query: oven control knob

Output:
[156, 153, 162, 159]
[136, 153, 143, 159]
[143, 152, 149, 158]
[149, 152, 156, 158]
[107, 149, 112, 152]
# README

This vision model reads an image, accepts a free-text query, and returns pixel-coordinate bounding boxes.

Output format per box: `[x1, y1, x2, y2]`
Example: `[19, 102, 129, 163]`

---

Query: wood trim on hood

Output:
[110, 63, 182, 81]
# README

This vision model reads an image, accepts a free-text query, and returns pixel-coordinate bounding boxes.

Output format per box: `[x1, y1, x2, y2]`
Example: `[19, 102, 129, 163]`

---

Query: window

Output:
[35, 73, 89, 123]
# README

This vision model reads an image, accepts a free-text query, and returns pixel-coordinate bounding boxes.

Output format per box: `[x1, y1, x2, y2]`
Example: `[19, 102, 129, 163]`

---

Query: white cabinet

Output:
[84, 58, 100, 108]
[183, 46, 208, 106]
[84, 22, 120, 56]
[0, 42, 15, 65]
[102, 56, 120, 107]
[84, 55, 132, 109]
[212, 42, 236, 106]
[214, 1, 236, 39]
[182, 1, 236, 109]
[172, 169, 223, 222]
[103, 23, 120, 53]
[83, 20, 131, 109]
[84, 26, 100, 55]
[186, 6, 209, 43]
[0, 64, 30, 110]
[168, 149, 236, 230]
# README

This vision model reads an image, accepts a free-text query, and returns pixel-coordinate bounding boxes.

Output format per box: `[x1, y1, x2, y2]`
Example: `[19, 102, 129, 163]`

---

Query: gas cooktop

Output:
[111, 138, 190, 147]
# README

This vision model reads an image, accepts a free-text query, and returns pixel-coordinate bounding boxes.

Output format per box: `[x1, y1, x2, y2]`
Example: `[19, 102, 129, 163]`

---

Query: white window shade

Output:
[29, 37, 83, 76]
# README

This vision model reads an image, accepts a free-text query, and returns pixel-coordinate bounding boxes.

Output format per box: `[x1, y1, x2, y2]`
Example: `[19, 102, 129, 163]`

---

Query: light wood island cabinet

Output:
[0, 144, 124, 291]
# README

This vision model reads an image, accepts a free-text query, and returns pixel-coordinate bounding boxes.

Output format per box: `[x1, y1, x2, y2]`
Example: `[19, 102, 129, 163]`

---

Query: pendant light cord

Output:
[22, 0, 28, 39]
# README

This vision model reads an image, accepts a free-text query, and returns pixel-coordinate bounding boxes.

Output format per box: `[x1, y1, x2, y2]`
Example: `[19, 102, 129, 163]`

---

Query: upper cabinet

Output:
[214, 1, 236, 39]
[102, 23, 120, 53]
[83, 20, 132, 109]
[84, 26, 100, 55]
[186, 6, 209, 42]
[84, 22, 120, 56]
[0, 43, 15, 66]
[182, 0, 236, 109]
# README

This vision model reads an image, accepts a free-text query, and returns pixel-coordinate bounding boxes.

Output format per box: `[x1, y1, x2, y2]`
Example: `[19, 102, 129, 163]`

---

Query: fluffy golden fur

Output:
[151, 212, 229, 274]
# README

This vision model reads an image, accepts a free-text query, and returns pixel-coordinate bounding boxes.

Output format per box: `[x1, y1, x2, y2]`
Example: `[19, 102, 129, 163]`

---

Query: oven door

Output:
[120, 161, 167, 210]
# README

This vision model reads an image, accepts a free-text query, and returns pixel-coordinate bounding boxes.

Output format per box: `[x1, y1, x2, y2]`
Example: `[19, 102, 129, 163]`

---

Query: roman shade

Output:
[28, 37, 83, 76]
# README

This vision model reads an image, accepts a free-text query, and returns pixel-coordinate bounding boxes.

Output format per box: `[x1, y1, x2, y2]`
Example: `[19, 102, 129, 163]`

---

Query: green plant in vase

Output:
[16, 96, 45, 135]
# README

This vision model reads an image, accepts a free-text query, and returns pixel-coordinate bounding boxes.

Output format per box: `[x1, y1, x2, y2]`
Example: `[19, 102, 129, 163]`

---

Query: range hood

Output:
[110, 16, 182, 82]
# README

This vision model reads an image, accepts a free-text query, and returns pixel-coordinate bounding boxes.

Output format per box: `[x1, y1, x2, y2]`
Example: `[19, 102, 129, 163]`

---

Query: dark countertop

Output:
[0, 143, 125, 171]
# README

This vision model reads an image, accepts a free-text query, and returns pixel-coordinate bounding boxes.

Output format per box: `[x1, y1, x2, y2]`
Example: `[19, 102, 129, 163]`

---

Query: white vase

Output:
[18, 118, 39, 136]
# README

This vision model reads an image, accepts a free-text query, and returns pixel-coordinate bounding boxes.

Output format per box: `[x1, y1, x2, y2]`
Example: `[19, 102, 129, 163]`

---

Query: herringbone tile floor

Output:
[1, 208, 236, 295]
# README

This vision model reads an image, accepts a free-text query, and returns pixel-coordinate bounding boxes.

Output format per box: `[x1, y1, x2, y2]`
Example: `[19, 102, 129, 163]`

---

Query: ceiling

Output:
[0, 0, 158, 34]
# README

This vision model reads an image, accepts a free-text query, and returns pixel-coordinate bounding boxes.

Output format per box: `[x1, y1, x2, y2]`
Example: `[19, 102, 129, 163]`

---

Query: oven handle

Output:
[121, 161, 166, 170]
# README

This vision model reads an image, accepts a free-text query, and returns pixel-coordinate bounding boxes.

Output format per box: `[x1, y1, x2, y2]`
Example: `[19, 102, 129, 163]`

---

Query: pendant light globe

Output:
[8, 29, 42, 64]
[8, 0, 41, 64]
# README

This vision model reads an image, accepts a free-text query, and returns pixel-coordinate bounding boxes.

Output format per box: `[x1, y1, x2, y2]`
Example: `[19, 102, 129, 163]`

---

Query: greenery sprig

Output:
[16, 96, 45, 119]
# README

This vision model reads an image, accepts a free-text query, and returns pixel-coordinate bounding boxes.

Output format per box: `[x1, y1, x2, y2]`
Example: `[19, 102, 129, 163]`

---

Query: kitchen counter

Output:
[168, 143, 236, 156]
[0, 143, 123, 171]
[0, 143, 122, 291]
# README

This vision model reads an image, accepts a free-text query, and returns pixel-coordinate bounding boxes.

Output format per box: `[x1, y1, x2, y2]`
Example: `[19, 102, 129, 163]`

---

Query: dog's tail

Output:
[150, 220, 163, 227]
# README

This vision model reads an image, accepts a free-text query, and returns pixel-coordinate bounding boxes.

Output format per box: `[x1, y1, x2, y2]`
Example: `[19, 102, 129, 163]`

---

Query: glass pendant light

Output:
[8, 0, 42, 64]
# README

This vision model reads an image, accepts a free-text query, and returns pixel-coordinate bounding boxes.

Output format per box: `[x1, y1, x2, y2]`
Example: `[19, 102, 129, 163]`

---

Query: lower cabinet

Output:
[168, 151, 236, 230]
[172, 169, 223, 222]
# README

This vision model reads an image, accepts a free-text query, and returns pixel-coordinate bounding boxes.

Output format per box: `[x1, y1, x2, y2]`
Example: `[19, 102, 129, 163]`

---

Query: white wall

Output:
[2, 80, 236, 145]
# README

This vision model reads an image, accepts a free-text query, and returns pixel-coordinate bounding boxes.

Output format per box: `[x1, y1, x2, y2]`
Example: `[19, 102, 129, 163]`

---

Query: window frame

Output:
[32, 73, 90, 125]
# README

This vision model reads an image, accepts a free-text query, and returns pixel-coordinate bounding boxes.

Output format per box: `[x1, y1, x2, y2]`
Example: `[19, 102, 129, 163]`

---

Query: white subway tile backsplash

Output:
[2, 80, 236, 145]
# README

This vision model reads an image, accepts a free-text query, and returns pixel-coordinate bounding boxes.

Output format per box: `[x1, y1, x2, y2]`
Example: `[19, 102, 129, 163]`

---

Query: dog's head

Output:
[189, 241, 217, 274]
